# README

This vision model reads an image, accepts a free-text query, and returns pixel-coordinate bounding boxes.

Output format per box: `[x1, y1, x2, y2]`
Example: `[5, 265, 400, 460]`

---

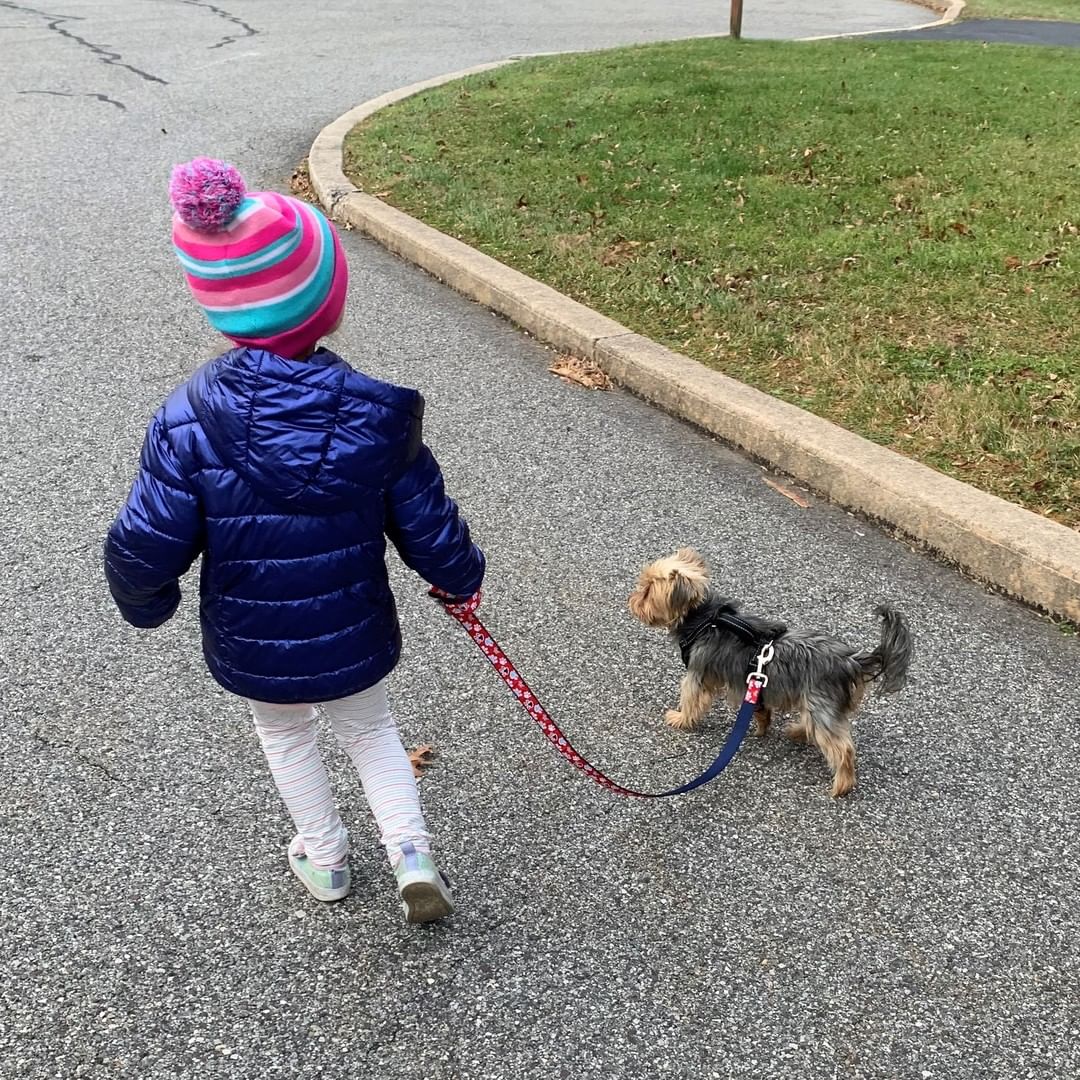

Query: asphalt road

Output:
[885, 16, 1080, 44]
[2, 2, 1078, 1079]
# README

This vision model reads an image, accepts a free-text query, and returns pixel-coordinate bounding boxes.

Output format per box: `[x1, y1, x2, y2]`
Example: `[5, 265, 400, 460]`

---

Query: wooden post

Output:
[730, 0, 743, 39]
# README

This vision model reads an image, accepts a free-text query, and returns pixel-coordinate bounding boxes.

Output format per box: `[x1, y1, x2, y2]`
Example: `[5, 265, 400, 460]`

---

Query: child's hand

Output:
[429, 586, 482, 610]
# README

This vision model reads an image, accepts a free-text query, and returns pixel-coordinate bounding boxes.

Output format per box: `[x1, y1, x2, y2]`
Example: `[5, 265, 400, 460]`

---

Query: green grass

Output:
[964, 0, 1080, 18]
[344, 39, 1080, 526]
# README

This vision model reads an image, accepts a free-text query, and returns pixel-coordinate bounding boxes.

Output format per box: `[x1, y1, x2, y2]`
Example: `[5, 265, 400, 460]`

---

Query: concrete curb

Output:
[308, 43, 1080, 623]
[800, 0, 965, 40]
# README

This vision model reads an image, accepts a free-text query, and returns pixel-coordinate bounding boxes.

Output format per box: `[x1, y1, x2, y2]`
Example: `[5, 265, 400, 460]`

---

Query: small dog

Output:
[628, 548, 913, 797]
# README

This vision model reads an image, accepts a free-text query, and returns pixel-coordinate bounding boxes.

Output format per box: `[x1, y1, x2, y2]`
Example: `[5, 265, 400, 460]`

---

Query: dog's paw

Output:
[830, 771, 856, 798]
[665, 709, 697, 731]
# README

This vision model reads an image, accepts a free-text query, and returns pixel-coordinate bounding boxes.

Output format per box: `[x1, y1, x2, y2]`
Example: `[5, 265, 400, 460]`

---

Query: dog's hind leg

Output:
[807, 703, 857, 797]
[665, 672, 715, 732]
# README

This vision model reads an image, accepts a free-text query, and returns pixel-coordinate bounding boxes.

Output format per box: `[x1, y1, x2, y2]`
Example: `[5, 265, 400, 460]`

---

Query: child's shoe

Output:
[288, 836, 351, 901]
[393, 841, 454, 923]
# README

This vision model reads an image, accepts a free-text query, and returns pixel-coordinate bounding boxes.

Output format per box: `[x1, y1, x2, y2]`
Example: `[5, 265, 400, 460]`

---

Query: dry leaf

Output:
[1004, 256, 1023, 271]
[763, 477, 810, 508]
[288, 163, 316, 203]
[408, 745, 436, 778]
[549, 354, 612, 390]
[599, 239, 642, 266]
[1028, 251, 1060, 270]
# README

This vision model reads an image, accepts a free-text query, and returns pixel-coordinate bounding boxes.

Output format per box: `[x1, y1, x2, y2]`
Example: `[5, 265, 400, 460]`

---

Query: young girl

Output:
[104, 158, 485, 922]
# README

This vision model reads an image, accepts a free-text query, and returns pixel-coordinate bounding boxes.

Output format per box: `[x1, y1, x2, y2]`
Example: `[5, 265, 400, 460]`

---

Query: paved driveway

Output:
[1, 2, 1077, 1078]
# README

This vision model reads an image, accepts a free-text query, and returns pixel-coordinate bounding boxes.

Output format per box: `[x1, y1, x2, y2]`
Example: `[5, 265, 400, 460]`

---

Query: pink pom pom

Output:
[169, 157, 246, 232]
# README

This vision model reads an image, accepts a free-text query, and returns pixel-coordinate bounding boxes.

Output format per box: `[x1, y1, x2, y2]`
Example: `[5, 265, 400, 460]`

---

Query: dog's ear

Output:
[668, 553, 708, 612]
[673, 547, 708, 577]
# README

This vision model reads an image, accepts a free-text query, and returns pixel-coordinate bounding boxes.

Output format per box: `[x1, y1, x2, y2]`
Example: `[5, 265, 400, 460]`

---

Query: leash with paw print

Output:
[431, 589, 773, 798]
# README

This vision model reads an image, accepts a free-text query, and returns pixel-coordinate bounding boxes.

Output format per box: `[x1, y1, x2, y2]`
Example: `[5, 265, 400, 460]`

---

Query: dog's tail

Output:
[856, 606, 913, 695]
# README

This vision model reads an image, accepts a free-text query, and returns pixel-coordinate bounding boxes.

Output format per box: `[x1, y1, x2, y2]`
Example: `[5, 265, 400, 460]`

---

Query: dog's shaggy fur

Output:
[628, 548, 913, 797]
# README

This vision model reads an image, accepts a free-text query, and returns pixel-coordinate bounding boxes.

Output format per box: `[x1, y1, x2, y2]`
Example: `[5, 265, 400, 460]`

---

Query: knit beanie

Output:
[169, 157, 348, 358]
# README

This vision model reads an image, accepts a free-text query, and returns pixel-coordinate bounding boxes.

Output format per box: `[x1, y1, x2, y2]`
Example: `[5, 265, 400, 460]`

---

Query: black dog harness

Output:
[677, 600, 783, 667]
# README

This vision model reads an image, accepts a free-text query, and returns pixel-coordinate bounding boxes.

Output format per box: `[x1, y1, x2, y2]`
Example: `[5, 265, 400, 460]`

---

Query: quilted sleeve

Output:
[385, 443, 485, 598]
[104, 415, 205, 628]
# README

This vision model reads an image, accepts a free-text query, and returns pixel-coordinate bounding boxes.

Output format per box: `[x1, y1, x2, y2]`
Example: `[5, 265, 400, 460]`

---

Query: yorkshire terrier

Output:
[628, 548, 913, 797]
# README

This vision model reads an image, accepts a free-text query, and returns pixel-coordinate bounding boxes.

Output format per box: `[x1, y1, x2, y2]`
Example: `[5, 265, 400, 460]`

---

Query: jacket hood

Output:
[188, 347, 423, 511]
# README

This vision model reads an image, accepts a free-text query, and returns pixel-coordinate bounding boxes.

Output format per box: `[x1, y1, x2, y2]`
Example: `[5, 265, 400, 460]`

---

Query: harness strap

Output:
[432, 589, 771, 799]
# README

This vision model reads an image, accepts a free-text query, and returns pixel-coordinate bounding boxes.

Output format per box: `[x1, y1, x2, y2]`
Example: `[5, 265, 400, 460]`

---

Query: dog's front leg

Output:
[665, 672, 714, 731]
[754, 708, 772, 737]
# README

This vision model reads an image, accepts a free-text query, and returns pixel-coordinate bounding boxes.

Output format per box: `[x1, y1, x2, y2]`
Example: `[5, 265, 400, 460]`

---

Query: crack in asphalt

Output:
[0, 0, 168, 84]
[17, 87, 126, 110]
[177, 0, 258, 49]
[29, 727, 125, 783]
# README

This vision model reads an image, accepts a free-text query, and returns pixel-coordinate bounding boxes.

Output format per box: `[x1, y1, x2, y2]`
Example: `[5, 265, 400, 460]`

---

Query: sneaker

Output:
[393, 842, 454, 924]
[287, 836, 351, 902]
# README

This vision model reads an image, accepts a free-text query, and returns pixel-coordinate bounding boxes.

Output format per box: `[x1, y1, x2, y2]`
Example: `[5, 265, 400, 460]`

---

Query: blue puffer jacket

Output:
[104, 347, 485, 704]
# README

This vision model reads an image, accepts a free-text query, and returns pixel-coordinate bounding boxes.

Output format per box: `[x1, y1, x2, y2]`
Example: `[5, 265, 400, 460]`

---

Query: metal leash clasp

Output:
[747, 640, 775, 688]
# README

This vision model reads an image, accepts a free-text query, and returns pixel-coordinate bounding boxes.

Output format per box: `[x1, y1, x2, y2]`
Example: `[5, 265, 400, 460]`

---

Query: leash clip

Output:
[747, 640, 775, 688]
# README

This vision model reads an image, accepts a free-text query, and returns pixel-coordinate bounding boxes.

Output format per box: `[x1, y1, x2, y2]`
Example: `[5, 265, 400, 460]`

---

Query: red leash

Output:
[430, 589, 770, 799]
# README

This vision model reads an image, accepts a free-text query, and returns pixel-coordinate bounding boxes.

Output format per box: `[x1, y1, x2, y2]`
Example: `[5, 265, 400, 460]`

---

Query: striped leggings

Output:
[248, 680, 430, 869]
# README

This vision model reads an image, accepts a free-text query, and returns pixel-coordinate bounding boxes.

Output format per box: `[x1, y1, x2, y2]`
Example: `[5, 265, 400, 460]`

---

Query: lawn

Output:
[963, 0, 1080, 18]
[344, 39, 1080, 525]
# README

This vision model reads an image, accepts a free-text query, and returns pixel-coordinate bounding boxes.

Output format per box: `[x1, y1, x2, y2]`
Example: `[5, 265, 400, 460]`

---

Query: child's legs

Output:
[249, 700, 349, 868]
[322, 681, 432, 864]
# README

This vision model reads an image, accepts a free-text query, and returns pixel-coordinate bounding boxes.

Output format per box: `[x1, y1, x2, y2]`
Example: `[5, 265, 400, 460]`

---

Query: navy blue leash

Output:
[433, 588, 774, 799]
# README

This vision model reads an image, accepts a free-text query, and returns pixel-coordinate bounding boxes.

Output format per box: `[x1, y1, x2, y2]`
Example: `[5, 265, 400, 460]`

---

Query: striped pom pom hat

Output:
[169, 157, 348, 358]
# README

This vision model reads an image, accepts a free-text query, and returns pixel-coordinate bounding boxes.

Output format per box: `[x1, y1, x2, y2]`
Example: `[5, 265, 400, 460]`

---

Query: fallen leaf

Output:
[407, 745, 436, 778]
[711, 267, 755, 291]
[763, 477, 810, 508]
[549, 354, 612, 390]
[288, 164, 316, 203]
[1004, 256, 1023, 271]
[599, 238, 642, 266]
[1028, 251, 1060, 270]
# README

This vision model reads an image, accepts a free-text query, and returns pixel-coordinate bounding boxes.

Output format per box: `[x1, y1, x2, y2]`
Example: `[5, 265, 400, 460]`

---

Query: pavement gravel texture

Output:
[1, 2, 1077, 1079]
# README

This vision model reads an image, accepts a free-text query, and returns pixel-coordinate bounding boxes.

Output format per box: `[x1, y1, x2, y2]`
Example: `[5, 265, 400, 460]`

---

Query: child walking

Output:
[104, 158, 485, 922]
